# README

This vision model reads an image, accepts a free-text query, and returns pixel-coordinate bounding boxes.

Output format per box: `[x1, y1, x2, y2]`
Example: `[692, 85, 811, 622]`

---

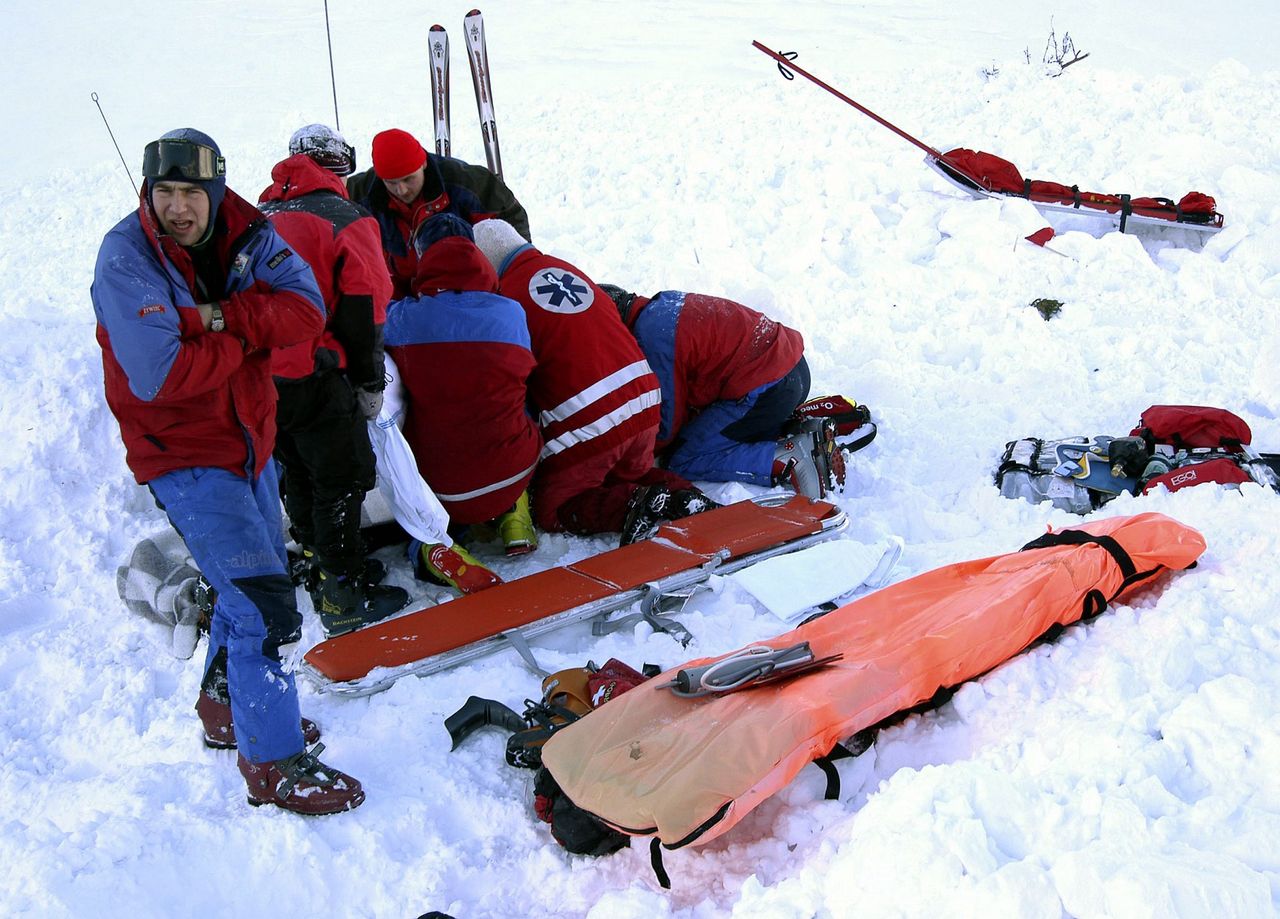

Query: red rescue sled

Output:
[753, 41, 1225, 235]
[302, 496, 847, 695]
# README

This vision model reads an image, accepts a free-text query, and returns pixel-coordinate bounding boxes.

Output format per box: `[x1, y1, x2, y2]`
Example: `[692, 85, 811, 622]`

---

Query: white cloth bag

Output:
[367, 354, 452, 547]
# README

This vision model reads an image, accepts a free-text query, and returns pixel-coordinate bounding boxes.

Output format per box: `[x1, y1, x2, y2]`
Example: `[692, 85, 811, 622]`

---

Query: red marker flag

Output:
[1025, 227, 1056, 247]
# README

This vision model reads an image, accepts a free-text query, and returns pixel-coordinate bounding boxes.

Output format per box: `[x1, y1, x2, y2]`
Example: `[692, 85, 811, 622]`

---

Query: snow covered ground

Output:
[3, 1, 1280, 916]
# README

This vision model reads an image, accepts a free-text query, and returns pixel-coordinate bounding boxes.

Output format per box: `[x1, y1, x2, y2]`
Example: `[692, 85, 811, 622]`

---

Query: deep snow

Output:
[2, 2, 1279, 917]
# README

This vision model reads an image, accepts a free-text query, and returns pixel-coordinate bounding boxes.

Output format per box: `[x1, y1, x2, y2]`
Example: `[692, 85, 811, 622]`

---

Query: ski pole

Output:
[90, 92, 138, 197]
[752, 41, 950, 164]
[323, 0, 341, 130]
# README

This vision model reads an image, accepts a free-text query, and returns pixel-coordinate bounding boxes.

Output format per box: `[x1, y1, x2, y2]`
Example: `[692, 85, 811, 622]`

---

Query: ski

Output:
[428, 24, 450, 157]
[463, 8, 503, 178]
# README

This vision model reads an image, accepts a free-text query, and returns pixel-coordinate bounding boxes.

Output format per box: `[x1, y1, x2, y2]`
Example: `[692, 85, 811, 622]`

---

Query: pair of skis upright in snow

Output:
[429, 10, 502, 179]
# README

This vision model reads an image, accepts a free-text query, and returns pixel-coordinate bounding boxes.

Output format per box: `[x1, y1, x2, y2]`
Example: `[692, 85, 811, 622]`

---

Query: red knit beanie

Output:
[371, 129, 427, 180]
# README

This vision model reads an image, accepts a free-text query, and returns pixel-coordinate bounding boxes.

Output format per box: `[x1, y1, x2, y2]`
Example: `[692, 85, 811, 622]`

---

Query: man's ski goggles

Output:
[142, 139, 226, 181]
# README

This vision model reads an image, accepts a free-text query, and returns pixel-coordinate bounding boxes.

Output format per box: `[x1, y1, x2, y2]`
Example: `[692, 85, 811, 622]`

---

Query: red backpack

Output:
[1144, 457, 1252, 495]
[1130, 405, 1252, 451]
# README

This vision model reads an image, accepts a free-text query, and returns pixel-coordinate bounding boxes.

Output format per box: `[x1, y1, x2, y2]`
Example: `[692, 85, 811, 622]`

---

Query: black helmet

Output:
[598, 284, 638, 322]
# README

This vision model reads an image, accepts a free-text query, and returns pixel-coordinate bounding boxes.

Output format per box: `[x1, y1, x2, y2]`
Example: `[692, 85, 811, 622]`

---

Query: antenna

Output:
[91, 92, 138, 197]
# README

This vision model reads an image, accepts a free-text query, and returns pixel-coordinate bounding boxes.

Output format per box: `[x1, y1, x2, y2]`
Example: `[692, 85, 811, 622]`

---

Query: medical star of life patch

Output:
[528, 269, 593, 314]
[267, 248, 293, 270]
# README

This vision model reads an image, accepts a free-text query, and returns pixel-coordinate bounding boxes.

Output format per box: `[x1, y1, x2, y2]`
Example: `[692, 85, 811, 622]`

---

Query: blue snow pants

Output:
[666, 357, 811, 486]
[149, 462, 305, 763]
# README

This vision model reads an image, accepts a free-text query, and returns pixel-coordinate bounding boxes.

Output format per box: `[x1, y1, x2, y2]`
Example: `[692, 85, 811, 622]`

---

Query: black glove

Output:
[354, 385, 384, 420]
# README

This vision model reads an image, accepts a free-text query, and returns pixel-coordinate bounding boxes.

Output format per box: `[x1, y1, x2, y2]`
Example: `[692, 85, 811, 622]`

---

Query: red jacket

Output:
[258, 154, 392, 386]
[495, 247, 661, 473]
[383, 239, 542, 523]
[91, 186, 326, 482]
[627, 292, 805, 451]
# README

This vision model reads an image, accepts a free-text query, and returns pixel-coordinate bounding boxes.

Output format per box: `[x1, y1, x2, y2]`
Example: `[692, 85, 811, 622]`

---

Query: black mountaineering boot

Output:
[309, 567, 410, 637]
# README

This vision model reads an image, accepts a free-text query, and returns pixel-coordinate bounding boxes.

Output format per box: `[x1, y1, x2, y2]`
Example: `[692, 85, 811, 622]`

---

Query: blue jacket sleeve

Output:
[92, 220, 244, 401]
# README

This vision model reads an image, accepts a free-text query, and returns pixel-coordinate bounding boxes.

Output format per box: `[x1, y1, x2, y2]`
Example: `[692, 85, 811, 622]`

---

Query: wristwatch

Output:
[209, 304, 226, 333]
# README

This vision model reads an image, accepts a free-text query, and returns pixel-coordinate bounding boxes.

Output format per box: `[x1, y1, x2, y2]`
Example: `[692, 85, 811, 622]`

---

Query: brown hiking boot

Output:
[196, 647, 319, 749]
[238, 743, 365, 815]
[195, 691, 320, 750]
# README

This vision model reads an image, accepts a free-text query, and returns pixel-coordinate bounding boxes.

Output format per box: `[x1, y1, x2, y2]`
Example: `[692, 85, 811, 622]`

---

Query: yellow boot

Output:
[495, 490, 537, 556]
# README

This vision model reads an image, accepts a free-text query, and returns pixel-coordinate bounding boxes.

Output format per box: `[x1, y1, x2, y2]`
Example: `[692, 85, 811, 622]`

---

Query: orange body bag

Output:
[542, 513, 1206, 849]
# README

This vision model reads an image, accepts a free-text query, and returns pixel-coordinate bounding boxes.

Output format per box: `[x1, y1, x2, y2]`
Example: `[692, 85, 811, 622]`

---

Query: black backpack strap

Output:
[1019, 529, 1170, 619]
[1020, 529, 1137, 580]
[650, 838, 672, 889]
[1082, 588, 1108, 620]
[812, 742, 856, 799]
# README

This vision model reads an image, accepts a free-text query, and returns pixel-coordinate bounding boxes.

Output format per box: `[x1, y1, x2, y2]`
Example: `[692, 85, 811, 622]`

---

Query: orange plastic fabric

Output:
[542, 513, 1205, 848]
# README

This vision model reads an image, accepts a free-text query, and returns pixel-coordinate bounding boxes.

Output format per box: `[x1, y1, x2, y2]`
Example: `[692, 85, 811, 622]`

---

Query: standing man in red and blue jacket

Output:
[92, 128, 364, 815]
[347, 127, 530, 299]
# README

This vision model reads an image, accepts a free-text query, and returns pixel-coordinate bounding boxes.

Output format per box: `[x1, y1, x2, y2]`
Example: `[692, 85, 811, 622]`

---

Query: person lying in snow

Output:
[600, 284, 847, 499]
[382, 215, 533, 588]
[470, 218, 718, 547]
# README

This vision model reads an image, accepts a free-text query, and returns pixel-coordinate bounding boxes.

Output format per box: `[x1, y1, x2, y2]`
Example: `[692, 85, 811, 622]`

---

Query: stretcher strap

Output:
[1019, 529, 1137, 580]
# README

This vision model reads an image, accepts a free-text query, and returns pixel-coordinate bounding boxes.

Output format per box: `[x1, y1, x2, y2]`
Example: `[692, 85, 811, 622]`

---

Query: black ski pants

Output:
[273, 371, 377, 577]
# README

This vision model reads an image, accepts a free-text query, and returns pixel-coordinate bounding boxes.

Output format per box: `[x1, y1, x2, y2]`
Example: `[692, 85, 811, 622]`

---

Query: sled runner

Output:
[540, 512, 1205, 867]
[752, 41, 1226, 236]
[301, 495, 848, 696]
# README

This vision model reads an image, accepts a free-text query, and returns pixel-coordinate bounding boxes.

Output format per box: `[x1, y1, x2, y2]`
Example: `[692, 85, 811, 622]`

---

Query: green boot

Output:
[495, 490, 537, 556]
